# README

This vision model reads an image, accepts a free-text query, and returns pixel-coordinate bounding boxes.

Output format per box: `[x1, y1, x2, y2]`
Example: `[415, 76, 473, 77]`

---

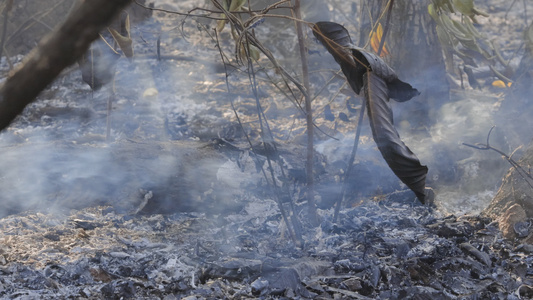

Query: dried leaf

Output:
[312, 21, 420, 102]
[229, 0, 246, 12]
[491, 80, 511, 88]
[363, 71, 428, 202]
[121, 12, 131, 38]
[369, 23, 389, 57]
[313, 21, 428, 203]
[109, 28, 133, 58]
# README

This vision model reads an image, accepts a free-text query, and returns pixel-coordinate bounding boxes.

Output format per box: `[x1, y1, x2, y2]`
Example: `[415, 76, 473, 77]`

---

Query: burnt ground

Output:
[1, 0, 533, 299]
[1, 195, 532, 299]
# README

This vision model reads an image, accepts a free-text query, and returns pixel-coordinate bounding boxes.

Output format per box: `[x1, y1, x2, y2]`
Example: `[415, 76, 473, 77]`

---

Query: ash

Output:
[1, 197, 532, 299]
[1, 0, 532, 299]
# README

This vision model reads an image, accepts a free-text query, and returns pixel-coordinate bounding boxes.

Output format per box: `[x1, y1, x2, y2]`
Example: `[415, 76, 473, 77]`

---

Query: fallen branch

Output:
[0, 0, 133, 131]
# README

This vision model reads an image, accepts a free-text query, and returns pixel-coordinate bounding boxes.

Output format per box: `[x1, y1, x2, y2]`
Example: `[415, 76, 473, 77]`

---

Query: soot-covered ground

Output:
[0, 0, 532, 299]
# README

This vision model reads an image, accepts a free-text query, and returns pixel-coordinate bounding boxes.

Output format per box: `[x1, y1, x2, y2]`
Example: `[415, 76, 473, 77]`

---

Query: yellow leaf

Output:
[492, 80, 511, 88]
[369, 23, 389, 57]
[428, 4, 438, 21]
[229, 0, 247, 11]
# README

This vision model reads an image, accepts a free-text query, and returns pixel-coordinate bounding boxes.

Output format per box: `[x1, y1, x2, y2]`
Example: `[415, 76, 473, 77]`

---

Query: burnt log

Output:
[482, 144, 533, 241]
[0, 0, 133, 131]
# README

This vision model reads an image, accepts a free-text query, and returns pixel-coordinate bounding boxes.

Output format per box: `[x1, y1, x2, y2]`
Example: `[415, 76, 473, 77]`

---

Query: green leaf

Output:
[452, 0, 488, 19]
[216, 19, 226, 32]
[428, 4, 438, 21]
[435, 25, 455, 49]
[229, 0, 246, 12]
[452, 0, 474, 16]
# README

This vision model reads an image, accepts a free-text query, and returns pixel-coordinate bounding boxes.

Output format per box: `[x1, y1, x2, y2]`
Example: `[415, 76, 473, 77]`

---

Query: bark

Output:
[482, 144, 533, 240]
[293, 0, 318, 225]
[0, 0, 133, 132]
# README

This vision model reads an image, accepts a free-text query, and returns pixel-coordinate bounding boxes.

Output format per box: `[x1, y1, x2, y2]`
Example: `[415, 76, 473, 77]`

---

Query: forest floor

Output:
[0, 0, 532, 299]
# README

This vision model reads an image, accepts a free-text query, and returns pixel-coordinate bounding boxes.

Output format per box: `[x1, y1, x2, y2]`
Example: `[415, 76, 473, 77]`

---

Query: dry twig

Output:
[463, 126, 533, 190]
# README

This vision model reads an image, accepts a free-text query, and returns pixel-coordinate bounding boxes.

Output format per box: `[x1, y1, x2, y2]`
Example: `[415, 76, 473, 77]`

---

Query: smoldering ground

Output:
[0, 1, 532, 299]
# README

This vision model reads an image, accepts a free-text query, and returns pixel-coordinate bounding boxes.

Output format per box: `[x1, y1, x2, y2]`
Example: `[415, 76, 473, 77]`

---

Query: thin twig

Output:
[463, 126, 533, 190]
[376, 0, 394, 57]
[214, 26, 301, 245]
[333, 0, 393, 223]
[0, 0, 13, 60]
[293, 0, 318, 226]
[333, 99, 366, 222]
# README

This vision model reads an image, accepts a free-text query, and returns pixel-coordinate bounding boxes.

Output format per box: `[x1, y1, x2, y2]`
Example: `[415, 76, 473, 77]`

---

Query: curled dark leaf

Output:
[363, 71, 428, 202]
[312, 21, 420, 102]
[313, 21, 428, 203]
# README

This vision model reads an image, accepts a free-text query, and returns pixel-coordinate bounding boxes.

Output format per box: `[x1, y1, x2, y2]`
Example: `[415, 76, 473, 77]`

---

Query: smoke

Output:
[0, 0, 530, 220]
[0, 33, 243, 219]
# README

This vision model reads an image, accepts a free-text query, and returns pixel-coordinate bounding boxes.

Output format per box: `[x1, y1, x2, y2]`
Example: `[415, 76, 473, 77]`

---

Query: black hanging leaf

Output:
[312, 21, 420, 102]
[363, 71, 428, 202]
[313, 21, 428, 203]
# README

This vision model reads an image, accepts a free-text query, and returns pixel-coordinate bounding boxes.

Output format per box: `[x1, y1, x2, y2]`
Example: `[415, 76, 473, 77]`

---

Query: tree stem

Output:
[293, 0, 318, 225]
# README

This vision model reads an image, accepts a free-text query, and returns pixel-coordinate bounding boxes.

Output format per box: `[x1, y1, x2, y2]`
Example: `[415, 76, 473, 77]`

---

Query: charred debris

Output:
[0, 0, 532, 299]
